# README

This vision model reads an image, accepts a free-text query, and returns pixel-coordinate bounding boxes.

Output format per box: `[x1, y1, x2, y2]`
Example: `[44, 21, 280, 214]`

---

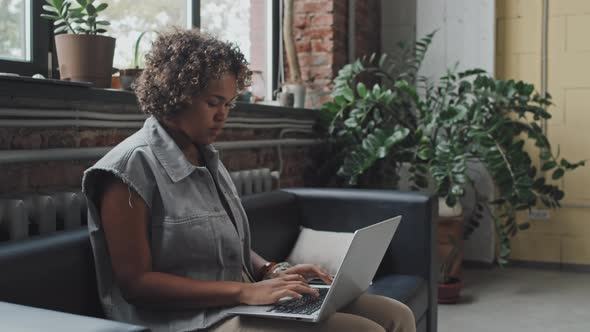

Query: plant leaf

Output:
[342, 87, 354, 102]
[540, 150, 552, 160]
[40, 14, 60, 20]
[541, 161, 557, 171]
[42, 5, 57, 13]
[86, 3, 96, 15]
[552, 168, 565, 180]
[95, 2, 108, 11]
[356, 82, 367, 98]
[518, 222, 531, 231]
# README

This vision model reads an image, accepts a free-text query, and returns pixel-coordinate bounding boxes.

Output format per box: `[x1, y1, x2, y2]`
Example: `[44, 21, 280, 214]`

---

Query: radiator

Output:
[230, 168, 277, 197]
[0, 168, 276, 242]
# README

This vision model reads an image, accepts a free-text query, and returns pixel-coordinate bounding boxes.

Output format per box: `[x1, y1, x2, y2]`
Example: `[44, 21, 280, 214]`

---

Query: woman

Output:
[82, 28, 415, 332]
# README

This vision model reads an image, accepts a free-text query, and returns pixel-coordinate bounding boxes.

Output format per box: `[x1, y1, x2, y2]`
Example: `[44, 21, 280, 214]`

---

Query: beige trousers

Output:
[208, 294, 416, 332]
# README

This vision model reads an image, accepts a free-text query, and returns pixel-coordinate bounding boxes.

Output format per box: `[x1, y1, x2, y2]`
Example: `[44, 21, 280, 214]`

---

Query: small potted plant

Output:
[119, 31, 148, 91]
[41, 0, 115, 88]
[438, 236, 463, 304]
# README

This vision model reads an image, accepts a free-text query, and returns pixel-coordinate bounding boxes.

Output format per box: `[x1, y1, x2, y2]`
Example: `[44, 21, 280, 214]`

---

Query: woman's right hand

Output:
[239, 274, 319, 305]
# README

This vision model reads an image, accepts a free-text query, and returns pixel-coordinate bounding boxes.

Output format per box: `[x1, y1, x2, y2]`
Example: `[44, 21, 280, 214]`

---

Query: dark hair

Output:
[134, 28, 251, 120]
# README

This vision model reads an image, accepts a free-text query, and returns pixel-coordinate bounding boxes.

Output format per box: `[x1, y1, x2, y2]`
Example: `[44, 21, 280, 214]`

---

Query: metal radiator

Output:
[230, 168, 277, 197]
[0, 168, 276, 241]
[0, 192, 86, 242]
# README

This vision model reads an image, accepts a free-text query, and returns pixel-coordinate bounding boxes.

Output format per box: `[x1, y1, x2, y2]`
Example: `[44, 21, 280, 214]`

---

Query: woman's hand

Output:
[280, 264, 333, 285]
[239, 274, 319, 305]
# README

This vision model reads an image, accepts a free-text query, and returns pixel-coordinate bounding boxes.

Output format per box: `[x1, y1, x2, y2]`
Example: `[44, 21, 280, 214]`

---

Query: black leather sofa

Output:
[0, 188, 437, 332]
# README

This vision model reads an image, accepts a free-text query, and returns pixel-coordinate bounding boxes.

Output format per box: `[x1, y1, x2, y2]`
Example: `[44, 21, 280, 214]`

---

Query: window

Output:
[0, 0, 30, 62]
[200, 0, 275, 100]
[0, 0, 49, 77]
[100, 0, 192, 70]
[103, 0, 276, 100]
[0, 0, 277, 95]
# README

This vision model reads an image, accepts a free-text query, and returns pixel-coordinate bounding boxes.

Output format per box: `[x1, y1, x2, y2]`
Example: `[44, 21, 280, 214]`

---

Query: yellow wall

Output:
[496, 0, 590, 265]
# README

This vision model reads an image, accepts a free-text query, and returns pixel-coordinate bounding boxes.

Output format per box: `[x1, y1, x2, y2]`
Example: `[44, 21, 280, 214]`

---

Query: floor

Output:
[437, 267, 590, 332]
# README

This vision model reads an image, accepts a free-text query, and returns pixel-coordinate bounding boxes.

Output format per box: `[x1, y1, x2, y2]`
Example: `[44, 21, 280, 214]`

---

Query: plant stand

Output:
[438, 215, 464, 278]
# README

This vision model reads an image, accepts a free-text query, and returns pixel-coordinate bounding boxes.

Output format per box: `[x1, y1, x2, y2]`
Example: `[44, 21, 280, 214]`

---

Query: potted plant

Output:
[321, 33, 585, 264]
[438, 236, 463, 304]
[417, 67, 585, 264]
[42, 0, 115, 88]
[119, 31, 148, 91]
[320, 33, 434, 189]
[282, 0, 305, 108]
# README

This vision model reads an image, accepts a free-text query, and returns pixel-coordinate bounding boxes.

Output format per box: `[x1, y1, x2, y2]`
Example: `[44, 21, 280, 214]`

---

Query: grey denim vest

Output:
[82, 116, 254, 331]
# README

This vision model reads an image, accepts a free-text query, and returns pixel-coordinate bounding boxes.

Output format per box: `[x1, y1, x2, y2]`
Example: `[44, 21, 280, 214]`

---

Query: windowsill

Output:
[0, 76, 318, 118]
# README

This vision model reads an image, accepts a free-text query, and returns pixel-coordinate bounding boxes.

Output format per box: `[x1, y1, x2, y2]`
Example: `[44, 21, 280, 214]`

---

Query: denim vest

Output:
[82, 116, 254, 331]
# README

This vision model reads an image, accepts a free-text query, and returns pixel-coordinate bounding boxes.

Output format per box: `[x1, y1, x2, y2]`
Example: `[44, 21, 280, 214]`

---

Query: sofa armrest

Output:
[0, 301, 149, 332]
[282, 188, 437, 280]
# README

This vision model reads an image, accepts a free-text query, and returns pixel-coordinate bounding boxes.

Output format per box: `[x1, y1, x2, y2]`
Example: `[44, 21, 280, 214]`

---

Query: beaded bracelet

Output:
[258, 261, 277, 278]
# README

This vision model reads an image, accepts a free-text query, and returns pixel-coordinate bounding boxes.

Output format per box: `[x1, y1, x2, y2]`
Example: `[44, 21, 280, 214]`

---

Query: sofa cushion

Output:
[367, 274, 428, 322]
[241, 191, 301, 262]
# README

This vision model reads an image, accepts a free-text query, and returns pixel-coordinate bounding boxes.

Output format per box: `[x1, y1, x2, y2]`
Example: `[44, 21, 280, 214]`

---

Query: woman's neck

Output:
[160, 118, 203, 167]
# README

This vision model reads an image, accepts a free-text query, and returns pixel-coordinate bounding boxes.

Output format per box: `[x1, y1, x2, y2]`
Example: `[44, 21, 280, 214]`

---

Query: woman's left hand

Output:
[280, 264, 333, 285]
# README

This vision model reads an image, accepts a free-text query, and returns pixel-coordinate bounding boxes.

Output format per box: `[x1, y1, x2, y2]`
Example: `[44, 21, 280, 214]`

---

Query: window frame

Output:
[0, 0, 278, 93]
[194, 0, 279, 97]
[0, 0, 50, 77]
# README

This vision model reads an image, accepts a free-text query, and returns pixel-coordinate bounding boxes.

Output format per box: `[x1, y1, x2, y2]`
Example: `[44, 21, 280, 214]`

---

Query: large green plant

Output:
[321, 33, 435, 189]
[41, 0, 110, 35]
[419, 67, 584, 263]
[322, 34, 585, 263]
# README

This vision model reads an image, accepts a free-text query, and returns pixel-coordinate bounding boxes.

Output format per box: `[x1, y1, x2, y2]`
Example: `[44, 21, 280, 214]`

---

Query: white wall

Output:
[382, 0, 497, 263]
[417, 0, 496, 79]
[417, 0, 496, 264]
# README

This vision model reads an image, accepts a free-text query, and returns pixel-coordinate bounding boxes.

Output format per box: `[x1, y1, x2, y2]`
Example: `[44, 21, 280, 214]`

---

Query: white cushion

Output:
[286, 227, 354, 275]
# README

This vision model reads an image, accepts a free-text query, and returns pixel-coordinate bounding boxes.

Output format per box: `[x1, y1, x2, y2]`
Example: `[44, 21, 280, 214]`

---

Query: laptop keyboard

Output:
[267, 288, 329, 315]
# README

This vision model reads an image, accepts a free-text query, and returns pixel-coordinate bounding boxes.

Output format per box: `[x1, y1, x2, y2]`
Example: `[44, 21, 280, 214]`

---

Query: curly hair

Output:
[134, 28, 251, 120]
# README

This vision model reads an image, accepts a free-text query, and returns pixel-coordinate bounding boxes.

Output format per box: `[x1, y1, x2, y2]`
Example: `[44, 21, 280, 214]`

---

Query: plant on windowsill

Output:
[320, 32, 585, 265]
[41, 0, 115, 88]
[119, 31, 148, 91]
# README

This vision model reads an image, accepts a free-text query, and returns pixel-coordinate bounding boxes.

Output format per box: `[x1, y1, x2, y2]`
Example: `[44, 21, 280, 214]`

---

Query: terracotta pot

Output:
[438, 278, 463, 304]
[54, 34, 116, 88]
[111, 76, 121, 89]
[438, 214, 464, 278]
[119, 68, 143, 91]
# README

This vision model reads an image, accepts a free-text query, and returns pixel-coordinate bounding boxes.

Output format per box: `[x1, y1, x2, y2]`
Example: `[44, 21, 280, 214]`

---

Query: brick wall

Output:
[0, 128, 323, 196]
[0, 86, 324, 196]
[290, 0, 381, 108]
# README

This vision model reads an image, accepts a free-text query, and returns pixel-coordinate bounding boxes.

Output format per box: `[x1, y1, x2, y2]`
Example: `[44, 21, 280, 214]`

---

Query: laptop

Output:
[228, 216, 401, 323]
